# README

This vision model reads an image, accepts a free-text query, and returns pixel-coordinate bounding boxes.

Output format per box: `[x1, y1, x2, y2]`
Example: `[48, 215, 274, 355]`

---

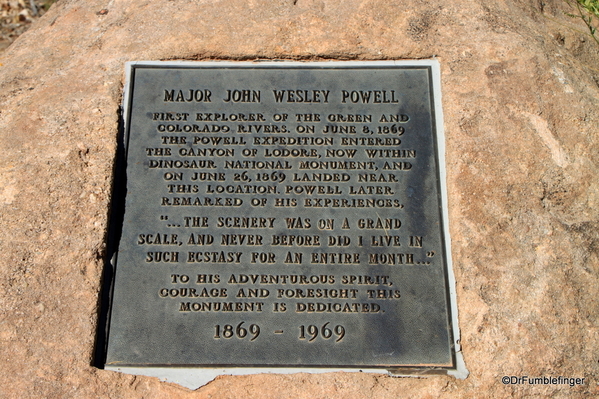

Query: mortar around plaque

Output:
[101, 61, 466, 387]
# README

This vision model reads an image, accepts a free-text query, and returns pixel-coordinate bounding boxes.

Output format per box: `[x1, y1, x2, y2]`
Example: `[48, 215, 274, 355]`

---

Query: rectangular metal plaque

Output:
[104, 61, 463, 380]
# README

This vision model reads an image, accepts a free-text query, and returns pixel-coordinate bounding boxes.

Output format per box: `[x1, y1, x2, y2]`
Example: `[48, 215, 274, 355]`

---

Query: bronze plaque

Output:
[103, 61, 461, 375]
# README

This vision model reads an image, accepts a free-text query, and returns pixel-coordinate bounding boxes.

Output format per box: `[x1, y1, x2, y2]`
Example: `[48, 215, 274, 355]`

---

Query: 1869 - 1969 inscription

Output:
[103, 61, 464, 382]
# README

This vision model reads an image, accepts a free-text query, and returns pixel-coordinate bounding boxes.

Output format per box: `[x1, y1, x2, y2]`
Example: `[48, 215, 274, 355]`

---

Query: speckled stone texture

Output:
[0, 0, 598, 397]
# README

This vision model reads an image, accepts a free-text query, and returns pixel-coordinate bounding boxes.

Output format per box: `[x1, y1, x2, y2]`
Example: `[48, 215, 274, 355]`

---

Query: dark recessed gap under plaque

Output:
[100, 60, 467, 388]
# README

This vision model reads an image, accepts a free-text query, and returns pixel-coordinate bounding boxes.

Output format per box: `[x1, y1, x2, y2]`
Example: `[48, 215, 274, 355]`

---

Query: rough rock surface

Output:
[1, 0, 598, 397]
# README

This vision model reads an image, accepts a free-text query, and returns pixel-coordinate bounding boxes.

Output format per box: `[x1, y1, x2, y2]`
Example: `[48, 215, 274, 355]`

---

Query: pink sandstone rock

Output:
[0, 0, 598, 397]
